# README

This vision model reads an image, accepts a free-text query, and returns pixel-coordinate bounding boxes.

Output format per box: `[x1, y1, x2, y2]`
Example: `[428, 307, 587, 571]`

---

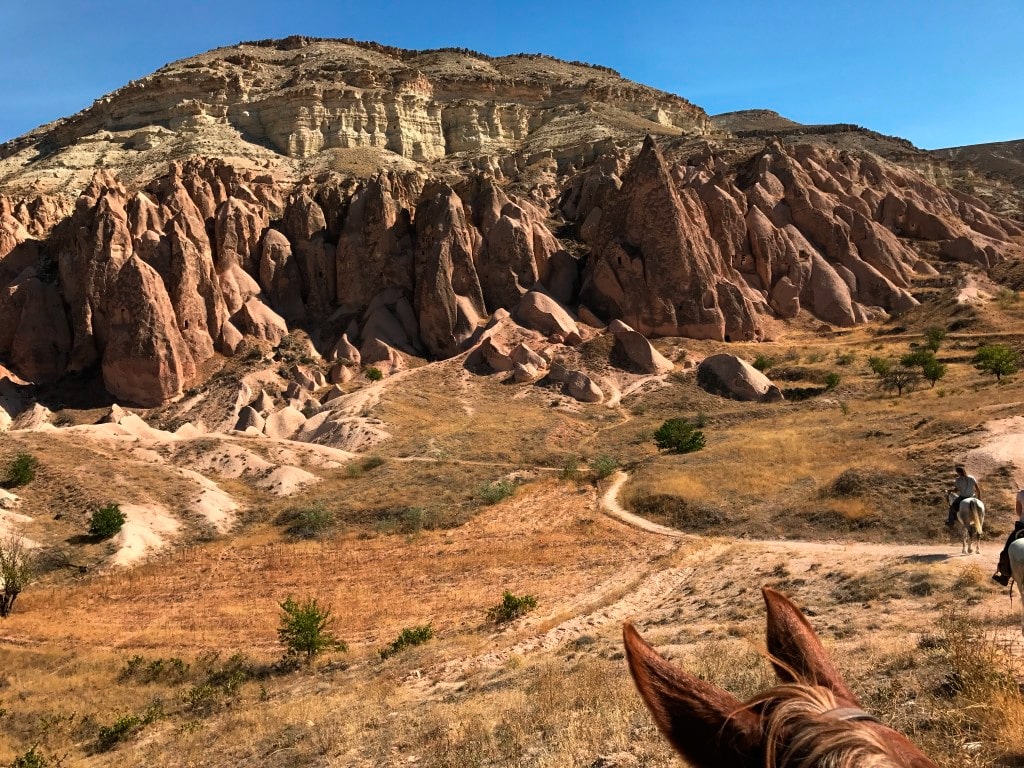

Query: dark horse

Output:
[624, 588, 937, 768]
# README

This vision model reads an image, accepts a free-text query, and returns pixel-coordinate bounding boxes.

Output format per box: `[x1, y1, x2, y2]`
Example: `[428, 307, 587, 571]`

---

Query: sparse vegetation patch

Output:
[487, 591, 538, 623]
[3, 453, 38, 488]
[379, 624, 434, 659]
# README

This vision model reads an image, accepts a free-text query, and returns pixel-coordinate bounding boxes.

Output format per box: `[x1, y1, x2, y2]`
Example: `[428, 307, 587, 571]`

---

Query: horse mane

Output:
[745, 683, 901, 768]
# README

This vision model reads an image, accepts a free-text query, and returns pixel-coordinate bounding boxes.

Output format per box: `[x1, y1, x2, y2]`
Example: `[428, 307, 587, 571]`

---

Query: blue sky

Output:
[1, 0, 1021, 149]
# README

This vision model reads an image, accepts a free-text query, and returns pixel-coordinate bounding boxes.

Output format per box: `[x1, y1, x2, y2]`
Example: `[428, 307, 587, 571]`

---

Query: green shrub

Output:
[96, 704, 160, 752]
[379, 624, 434, 659]
[487, 591, 538, 623]
[900, 349, 935, 368]
[88, 503, 126, 539]
[365, 366, 384, 382]
[183, 652, 254, 715]
[10, 747, 49, 768]
[282, 501, 334, 540]
[867, 356, 892, 377]
[3, 453, 38, 488]
[921, 357, 947, 387]
[97, 714, 143, 751]
[591, 454, 618, 480]
[119, 654, 190, 684]
[752, 355, 775, 372]
[824, 372, 841, 391]
[278, 597, 346, 665]
[834, 351, 856, 366]
[479, 479, 516, 505]
[1, 536, 34, 618]
[653, 418, 706, 454]
[972, 344, 1019, 381]
[924, 326, 947, 352]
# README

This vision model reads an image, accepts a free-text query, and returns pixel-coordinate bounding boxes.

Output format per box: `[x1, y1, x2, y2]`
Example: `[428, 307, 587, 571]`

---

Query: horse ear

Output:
[623, 622, 762, 768]
[762, 587, 859, 703]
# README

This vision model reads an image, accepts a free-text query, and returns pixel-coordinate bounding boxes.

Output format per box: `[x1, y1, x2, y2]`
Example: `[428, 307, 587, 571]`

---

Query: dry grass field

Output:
[2, 285, 1024, 767]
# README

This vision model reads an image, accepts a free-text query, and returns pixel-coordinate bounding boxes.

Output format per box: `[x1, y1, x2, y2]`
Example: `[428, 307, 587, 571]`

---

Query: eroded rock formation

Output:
[1, 40, 1022, 407]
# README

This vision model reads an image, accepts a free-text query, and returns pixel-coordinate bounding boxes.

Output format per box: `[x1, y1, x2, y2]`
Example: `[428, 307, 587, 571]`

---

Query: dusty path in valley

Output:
[406, 467, 1020, 698]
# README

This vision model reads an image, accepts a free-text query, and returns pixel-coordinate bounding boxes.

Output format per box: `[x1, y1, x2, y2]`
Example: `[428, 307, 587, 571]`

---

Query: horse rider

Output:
[992, 487, 1024, 586]
[946, 464, 982, 527]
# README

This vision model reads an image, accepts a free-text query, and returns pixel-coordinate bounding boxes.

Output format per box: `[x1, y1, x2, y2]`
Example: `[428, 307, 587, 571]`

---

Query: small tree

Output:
[3, 453, 38, 488]
[900, 349, 936, 369]
[921, 357, 947, 388]
[365, 366, 384, 382]
[752, 355, 775, 373]
[89, 503, 126, 539]
[591, 454, 618, 480]
[867, 356, 892, 377]
[653, 418, 706, 454]
[1, 536, 35, 618]
[880, 367, 920, 397]
[924, 326, 947, 352]
[824, 372, 841, 391]
[278, 597, 346, 665]
[972, 344, 1019, 381]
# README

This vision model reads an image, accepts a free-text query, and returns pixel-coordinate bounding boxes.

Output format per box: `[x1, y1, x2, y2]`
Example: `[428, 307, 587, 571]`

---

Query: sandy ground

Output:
[956, 271, 1002, 305]
[965, 415, 1024, 488]
[110, 503, 181, 567]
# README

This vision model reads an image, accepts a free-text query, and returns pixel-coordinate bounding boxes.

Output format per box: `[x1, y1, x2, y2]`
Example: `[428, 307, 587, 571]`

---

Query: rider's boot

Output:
[992, 551, 1012, 586]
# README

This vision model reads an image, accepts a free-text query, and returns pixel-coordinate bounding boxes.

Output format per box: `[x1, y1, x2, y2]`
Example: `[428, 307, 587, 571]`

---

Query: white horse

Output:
[946, 491, 984, 554]
[1009, 538, 1024, 635]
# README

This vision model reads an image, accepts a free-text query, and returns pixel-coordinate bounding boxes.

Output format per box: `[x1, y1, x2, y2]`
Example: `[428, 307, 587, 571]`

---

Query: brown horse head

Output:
[623, 587, 937, 768]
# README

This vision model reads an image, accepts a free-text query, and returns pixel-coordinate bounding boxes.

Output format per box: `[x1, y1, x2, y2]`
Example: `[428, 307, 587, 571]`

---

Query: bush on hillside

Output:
[591, 454, 618, 480]
[924, 326, 947, 352]
[379, 624, 433, 659]
[3, 453, 38, 488]
[487, 591, 538, 623]
[479, 479, 516, 505]
[653, 418, 706, 454]
[867, 356, 892, 377]
[278, 597, 346, 665]
[89, 503, 127, 539]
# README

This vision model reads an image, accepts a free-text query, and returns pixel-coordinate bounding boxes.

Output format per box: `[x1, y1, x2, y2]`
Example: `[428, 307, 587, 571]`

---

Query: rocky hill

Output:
[1, 38, 1023, 413]
[0, 36, 710, 197]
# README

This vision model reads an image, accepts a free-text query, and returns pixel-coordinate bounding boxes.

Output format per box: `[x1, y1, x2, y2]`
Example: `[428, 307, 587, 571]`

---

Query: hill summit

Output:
[0, 36, 710, 196]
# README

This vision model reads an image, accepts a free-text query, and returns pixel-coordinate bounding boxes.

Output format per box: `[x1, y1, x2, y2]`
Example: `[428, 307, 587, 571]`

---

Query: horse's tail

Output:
[970, 501, 983, 537]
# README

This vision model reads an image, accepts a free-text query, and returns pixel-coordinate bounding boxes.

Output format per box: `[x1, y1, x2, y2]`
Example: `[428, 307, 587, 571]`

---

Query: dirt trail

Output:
[601, 470, 968, 559]
[601, 471, 688, 538]
[407, 468, 1007, 698]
